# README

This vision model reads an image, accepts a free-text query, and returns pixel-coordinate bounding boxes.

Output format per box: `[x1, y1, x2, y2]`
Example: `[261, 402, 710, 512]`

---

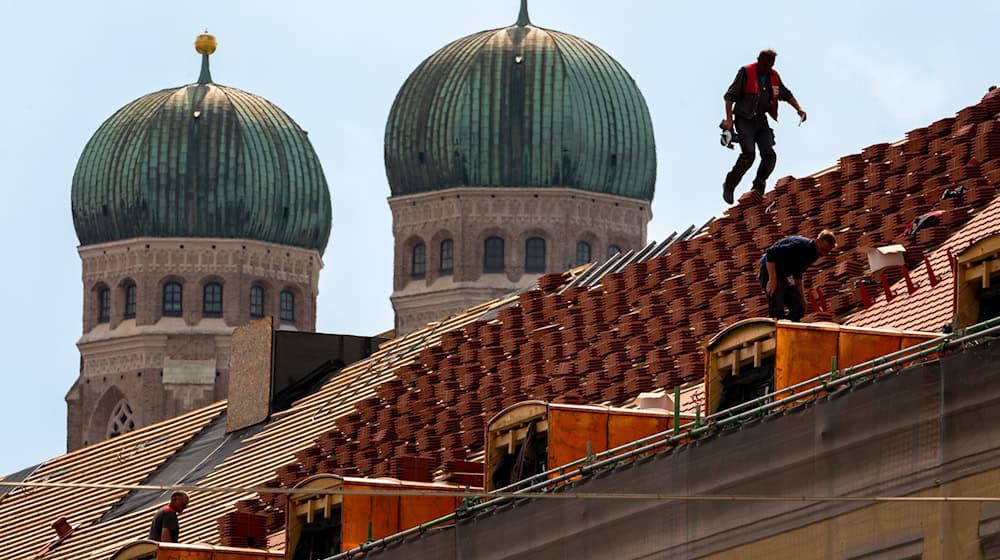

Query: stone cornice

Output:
[389, 187, 651, 235]
[389, 186, 651, 208]
[79, 237, 322, 286]
[78, 318, 235, 346]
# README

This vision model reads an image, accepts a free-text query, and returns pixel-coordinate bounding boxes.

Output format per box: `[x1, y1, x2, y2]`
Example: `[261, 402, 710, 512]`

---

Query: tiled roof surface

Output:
[845, 193, 1000, 331]
[9, 92, 1000, 559]
[260, 92, 1000, 505]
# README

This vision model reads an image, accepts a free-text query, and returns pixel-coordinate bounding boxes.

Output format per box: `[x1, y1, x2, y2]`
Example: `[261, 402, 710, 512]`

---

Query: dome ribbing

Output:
[72, 40, 332, 253]
[385, 7, 656, 201]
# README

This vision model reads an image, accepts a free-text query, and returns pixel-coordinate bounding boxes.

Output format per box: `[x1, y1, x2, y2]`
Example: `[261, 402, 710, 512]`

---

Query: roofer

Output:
[148, 491, 189, 543]
[722, 49, 808, 204]
[759, 230, 837, 322]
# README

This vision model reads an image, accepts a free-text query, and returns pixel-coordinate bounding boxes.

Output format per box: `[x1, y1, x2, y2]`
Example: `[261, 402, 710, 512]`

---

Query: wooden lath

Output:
[0, 402, 225, 560]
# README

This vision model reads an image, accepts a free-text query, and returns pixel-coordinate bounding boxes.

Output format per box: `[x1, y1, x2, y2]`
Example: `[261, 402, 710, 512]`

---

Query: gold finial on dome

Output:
[195, 31, 216, 84]
[195, 32, 217, 55]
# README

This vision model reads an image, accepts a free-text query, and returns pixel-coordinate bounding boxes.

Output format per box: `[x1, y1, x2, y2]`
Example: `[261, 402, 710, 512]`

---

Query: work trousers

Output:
[759, 273, 805, 322]
[725, 114, 777, 191]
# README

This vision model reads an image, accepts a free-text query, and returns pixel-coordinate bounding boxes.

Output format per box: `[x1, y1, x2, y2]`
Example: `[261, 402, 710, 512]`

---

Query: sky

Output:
[0, 0, 997, 475]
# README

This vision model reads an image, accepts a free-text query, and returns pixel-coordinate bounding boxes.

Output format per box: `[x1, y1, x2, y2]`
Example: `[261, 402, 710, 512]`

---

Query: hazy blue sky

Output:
[0, 0, 997, 475]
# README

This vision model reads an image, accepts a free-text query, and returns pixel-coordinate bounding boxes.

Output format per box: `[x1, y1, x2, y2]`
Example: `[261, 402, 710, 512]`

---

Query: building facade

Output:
[65, 34, 332, 450]
[385, 1, 656, 333]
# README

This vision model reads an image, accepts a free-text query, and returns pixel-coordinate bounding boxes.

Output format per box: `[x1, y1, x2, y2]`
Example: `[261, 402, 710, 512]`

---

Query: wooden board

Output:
[547, 408, 608, 475]
[775, 322, 839, 392]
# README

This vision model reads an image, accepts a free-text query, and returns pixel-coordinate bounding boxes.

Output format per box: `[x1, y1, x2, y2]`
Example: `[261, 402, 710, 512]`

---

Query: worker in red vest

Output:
[148, 491, 189, 542]
[722, 49, 807, 204]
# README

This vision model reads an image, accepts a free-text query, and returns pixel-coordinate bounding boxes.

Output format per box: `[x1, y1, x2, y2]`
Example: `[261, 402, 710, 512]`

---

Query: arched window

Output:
[608, 245, 622, 259]
[575, 241, 592, 266]
[280, 290, 295, 323]
[97, 287, 111, 323]
[524, 237, 546, 273]
[250, 286, 265, 319]
[124, 284, 137, 319]
[411, 243, 426, 278]
[162, 282, 183, 316]
[203, 282, 223, 317]
[440, 239, 454, 274]
[484, 236, 505, 272]
[107, 399, 136, 438]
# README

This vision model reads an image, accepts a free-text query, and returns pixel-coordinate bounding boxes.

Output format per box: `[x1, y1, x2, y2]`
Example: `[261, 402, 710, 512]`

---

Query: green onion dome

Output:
[72, 34, 332, 253]
[385, 1, 656, 201]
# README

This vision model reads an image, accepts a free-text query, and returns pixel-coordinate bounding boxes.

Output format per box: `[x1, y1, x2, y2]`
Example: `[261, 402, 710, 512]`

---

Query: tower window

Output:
[124, 284, 136, 319]
[280, 290, 295, 323]
[484, 236, 505, 272]
[575, 241, 592, 266]
[440, 239, 454, 274]
[608, 245, 622, 258]
[203, 282, 223, 317]
[107, 399, 136, 438]
[162, 282, 183, 317]
[98, 288, 111, 323]
[411, 243, 426, 278]
[525, 237, 546, 273]
[250, 286, 264, 319]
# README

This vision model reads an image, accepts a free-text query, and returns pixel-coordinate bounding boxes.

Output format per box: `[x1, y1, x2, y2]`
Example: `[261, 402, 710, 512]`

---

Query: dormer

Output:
[705, 319, 937, 415]
[285, 474, 469, 559]
[955, 233, 1000, 329]
[486, 400, 693, 491]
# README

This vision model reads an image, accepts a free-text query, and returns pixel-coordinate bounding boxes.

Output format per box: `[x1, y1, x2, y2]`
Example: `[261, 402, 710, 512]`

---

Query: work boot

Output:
[751, 181, 766, 195]
[723, 183, 735, 204]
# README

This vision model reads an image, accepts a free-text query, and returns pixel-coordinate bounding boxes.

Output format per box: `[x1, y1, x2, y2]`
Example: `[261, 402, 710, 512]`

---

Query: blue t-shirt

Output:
[758, 236, 819, 281]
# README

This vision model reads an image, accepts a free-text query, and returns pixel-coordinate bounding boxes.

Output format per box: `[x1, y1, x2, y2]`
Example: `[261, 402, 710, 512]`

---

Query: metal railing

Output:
[326, 315, 1000, 559]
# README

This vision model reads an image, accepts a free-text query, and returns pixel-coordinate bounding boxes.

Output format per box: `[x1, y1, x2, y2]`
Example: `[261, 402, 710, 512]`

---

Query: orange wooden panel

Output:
[607, 413, 668, 449]
[838, 330, 902, 369]
[775, 323, 839, 391]
[703, 374, 718, 417]
[548, 408, 608, 474]
[369, 490, 400, 541]
[398, 494, 459, 530]
[214, 552, 281, 560]
[900, 333, 940, 365]
[158, 551, 209, 560]
[900, 335, 935, 349]
[340, 490, 373, 552]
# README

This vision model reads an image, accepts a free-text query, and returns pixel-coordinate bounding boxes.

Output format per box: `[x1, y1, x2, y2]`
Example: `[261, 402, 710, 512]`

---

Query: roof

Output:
[10, 77, 1000, 560]
[384, 1, 656, 201]
[0, 298, 520, 559]
[845, 194, 1000, 331]
[0, 402, 225, 560]
[71, 40, 332, 253]
[264, 87, 1000, 502]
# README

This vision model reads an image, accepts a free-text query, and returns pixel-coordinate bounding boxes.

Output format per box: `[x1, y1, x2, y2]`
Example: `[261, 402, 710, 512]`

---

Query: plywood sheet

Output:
[548, 408, 608, 473]
[775, 323, 839, 390]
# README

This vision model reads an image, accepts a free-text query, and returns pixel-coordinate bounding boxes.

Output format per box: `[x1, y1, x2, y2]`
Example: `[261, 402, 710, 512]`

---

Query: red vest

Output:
[743, 63, 780, 120]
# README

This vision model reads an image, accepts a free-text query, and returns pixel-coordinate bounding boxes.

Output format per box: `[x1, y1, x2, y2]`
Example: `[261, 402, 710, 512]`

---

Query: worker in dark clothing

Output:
[758, 230, 837, 321]
[148, 491, 189, 542]
[722, 49, 808, 204]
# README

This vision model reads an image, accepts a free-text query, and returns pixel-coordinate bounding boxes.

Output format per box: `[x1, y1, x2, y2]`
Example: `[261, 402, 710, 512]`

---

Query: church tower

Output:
[66, 34, 333, 450]
[385, 1, 656, 333]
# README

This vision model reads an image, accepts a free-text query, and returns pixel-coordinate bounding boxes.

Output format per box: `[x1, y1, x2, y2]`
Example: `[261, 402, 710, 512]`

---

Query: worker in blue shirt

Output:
[758, 230, 837, 321]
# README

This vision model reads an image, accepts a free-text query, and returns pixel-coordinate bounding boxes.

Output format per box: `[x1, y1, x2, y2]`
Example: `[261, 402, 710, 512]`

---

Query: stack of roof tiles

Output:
[217, 511, 268, 549]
